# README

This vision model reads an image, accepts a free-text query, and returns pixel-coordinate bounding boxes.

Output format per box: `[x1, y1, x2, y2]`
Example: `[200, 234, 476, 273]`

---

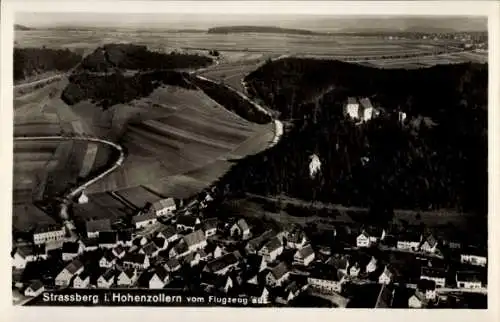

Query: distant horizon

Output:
[15, 13, 488, 32]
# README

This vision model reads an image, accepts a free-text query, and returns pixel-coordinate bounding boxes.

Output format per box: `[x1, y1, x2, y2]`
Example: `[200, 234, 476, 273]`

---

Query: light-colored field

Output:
[16, 30, 467, 58]
[73, 192, 134, 222]
[114, 186, 163, 209]
[85, 85, 274, 197]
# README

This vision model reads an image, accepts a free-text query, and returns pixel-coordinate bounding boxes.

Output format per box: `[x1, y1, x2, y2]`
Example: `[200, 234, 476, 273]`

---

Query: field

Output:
[13, 29, 487, 222]
[12, 204, 57, 232]
[84, 85, 275, 198]
[72, 192, 134, 222]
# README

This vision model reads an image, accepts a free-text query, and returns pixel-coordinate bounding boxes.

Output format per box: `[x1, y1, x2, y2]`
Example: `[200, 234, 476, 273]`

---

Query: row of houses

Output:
[354, 227, 487, 267]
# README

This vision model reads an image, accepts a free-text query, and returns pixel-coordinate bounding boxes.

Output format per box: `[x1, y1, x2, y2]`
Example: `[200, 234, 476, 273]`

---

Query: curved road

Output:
[14, 136, 125, 238]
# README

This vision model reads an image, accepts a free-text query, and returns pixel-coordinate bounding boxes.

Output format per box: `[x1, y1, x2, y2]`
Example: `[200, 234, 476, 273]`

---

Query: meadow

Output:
[12, 29, 487, 226]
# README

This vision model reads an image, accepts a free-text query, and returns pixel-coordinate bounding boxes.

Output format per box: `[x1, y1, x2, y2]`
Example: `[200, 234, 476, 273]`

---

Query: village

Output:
[12, 175, 488, 308]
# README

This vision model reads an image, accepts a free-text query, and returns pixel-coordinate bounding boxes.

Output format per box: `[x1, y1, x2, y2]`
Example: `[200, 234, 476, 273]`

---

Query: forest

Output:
[214, 59, 487, 216]
[61, 70, 195, 109]
[188, 76, 273, 124]
[78, 43, 213, 72]
[14, 47, 82, 82]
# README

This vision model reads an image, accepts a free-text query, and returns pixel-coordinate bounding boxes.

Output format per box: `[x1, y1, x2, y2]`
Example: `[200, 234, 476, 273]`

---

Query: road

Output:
[14, 74, 64, 91]
[14, 136, 125, 238]
[244, 193, 471, 223]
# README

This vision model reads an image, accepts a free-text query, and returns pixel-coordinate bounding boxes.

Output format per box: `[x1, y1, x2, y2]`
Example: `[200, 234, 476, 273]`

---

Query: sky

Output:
[15, 13, 487, 32]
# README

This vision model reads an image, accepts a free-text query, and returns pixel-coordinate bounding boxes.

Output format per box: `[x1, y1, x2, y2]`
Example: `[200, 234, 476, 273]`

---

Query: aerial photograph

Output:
[11, 11, 488, 308]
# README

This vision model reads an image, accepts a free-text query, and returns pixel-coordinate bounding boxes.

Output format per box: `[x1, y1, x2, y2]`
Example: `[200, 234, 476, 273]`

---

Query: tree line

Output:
[213, 59, 487, 216]
[79, 43, 213, 72]
[14, 47, 82, 82]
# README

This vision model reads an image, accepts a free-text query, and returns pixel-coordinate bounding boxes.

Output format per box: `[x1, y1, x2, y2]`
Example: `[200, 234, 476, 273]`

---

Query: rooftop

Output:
[177, 215, 198, 227]
[269, 262, 290, 280]
[152, 198, 176, 212]
[85, 218, 111, 233]
[132, 212, 156, 223]
[65, 259, 83, 275]
[183, 230, 206, 247]
[123, 252, 146, 264]
[206, 252, 239, 273]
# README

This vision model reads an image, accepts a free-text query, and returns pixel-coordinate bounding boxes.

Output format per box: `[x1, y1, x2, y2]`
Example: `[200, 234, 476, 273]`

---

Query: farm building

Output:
[151, 198, 176, 217]
[32, 224, 65, 245]
[85, 218, 112, 238]
[133, 212, 157, 229]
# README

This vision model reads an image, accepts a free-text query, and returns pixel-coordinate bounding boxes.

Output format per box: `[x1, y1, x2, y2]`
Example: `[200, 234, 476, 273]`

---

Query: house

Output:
[230, 219, 251, 240]
[201, 273, 234, 294]
[326, 254, 350, 276]
[183, 229, 207, 252]
[112, 245, 126, 259]
[122, 252, 150, 270]
[140, 242, 160, 258]
[202, 218, 218, 237]
[286, 229, 308, 249]
[204, 252, 241, 275]
[33, 224, 65, 245]
[307, 264, 343, 294]
[378, 266, 394, 285]
[149, 266, 170, 289]
[359, 98, 376, 122]
[245, 230, 276, 254]
[266, 262, 290, 287]
[152, 237, 167, 250]
[398, 111, 407, 124]
[396, 232, 422, 251]
[164, 258, 181, 273]
[408, 290, 427, 309]
[85, 218, 111, 239]
[258, 237, 283, 262]
[345, 97, 360, 120]
[81, 238, 99, 252]
[245, 254, 268, 275]
[356, 231, 371, 248]
[151, 198, 176, 217]
[12, 245, 46, 269]
[420, 234, 439, 253]
[133, 212, 157, 229]
[246, 284, 270, 304]
[213, 245, 224, 259]
[293, 244, 315, 267]
[97, 268, 115, 288]
[73, 270, 91, 288]
[365, 256, 378, 274]
[99, 250, 116, 268]
[456, 271, 483, 289]
[348, 260, 361, 278]
[24, 280, 44, 297]
[197, 248, 211, 262]
[156, 225, 179, 243]
[183, 252, 201, 267]
[132, 236, 149, 247]
[98, 231, 118, 249]
[420, 267, 446, 288]
[276, 281, 302, 304]
[176, 215, 200, 232]
[117, 230, 133, 247]
[62, 241, 84, 261]
[117, 268, 138, 287]
[417, 279, 437, 301]
[169, 241, 190, 259]
[460, 246, 487, 267]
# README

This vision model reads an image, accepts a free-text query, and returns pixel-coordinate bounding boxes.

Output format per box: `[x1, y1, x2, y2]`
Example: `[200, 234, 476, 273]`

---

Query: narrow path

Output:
[14, 136, 125, 238]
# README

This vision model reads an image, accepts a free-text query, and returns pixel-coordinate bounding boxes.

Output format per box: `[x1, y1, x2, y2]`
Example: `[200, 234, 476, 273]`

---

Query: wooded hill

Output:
[214, 59, 487, 216]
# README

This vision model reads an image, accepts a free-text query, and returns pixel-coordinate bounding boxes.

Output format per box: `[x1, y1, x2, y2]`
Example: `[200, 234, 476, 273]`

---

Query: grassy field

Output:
[12, 204, 57, 232]
[85, 85, 274, 198]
